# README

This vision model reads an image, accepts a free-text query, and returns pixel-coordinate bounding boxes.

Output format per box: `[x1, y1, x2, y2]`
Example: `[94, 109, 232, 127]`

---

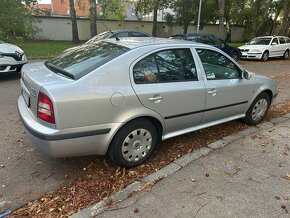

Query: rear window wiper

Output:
[45, 61, 75, 80]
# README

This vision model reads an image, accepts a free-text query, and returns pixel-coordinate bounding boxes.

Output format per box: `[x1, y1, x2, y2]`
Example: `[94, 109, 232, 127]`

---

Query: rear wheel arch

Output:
[107, 116, 163, 167]
[283, 49, 289, 59]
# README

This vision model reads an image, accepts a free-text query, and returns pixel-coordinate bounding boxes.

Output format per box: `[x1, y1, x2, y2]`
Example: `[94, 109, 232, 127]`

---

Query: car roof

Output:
[102, 29, 151, 36]
[171, 33, 214, 37]
[255, 36, 288, 38]
[103, 37, 212, 49]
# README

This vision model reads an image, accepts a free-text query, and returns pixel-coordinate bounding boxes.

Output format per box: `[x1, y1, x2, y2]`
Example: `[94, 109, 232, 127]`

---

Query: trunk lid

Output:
[21, 62, 73, 121]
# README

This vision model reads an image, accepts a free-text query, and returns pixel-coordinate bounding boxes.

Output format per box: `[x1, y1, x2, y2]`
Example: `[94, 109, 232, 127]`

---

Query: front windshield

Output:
[247, 37, 271, 45]
[85, 32, 111, 44]
[46, 41, 130, 79]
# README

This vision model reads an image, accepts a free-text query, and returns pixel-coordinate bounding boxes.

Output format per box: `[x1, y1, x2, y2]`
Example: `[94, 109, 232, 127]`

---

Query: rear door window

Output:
[133, 48, 198, 83]
[279, 37, 286, 44]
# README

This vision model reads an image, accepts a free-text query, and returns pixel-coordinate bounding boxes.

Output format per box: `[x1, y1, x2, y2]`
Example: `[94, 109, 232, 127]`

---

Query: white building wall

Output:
[34, 16, 245, 42]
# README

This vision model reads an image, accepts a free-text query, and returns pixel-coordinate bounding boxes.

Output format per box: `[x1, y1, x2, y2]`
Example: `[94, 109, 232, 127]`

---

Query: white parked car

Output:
[239, 36, 290, 61]
[0, 41, 28, 74]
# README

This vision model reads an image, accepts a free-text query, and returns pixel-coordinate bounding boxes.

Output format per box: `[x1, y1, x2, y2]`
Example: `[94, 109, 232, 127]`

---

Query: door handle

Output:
[149, 95, 163, 103]
[208, 89, 218, 96]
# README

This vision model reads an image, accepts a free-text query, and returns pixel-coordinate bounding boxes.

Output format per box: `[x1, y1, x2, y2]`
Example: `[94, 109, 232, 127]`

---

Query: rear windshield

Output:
[45, 41, 130, 80]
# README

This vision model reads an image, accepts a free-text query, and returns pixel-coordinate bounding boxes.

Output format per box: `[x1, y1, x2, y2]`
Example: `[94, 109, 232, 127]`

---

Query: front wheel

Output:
[261, 51, 269, 61]
[283, 50, 289, 60]
[108, 119, 157, 168]
[241, 92, 270, 125]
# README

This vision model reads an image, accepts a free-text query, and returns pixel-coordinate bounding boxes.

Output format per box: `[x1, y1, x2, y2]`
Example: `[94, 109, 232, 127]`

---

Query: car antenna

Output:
[101, 22, 120, 41]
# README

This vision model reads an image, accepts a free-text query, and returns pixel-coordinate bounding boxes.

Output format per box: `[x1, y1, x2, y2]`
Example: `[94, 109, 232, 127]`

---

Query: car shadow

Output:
[0, 72, 21, 82]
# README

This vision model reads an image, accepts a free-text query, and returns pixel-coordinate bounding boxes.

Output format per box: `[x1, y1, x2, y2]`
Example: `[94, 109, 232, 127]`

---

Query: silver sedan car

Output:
[18, 38, 278, 167]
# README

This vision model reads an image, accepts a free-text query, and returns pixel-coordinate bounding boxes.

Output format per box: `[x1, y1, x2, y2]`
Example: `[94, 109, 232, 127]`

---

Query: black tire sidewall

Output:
[283, 50, 289, 60]
[244, 93, 270, 125]
[108, 119, 157, 168]
[262, 51, 269, 61]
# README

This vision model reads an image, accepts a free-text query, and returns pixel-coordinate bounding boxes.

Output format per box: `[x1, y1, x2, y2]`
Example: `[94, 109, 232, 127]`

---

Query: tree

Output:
[135, 0, 169, 36]
[96, 0, 127, 25]
[280, 0, 290, 35]
[0, 0, 40, 41]
[170, 0, 199, 34]
[218, 0, 225, 39]
[69, 0, 80, 43]
[89, 0, 97, 37]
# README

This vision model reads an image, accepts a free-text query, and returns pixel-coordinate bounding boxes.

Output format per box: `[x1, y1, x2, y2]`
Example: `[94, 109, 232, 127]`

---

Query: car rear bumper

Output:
[18, 96, 121, 157]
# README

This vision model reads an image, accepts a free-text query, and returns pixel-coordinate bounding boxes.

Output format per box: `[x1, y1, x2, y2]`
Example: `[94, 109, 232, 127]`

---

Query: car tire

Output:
[241, 92, 271, 125]
[283, 50, 289, 60]
[261, 51, 269, 61]
[231, 51, 239, 61]
[108, 119, 157, 168]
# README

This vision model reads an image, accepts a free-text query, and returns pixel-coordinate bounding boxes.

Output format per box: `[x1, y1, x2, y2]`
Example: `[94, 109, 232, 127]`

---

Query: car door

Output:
[195, 48, 253, 124]
[278, 37, 287, 55]
[131, 47, 207, 134]
[269, 37, 281, 57]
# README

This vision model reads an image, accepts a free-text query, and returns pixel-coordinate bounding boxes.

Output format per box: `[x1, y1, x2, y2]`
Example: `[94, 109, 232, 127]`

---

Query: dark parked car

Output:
[170, 34, 241, 61]
[85, 29, 151, 44]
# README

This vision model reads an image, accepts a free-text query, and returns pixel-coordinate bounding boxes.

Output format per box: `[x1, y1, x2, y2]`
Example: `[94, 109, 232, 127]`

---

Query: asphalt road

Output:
[0, 59, 289, 212]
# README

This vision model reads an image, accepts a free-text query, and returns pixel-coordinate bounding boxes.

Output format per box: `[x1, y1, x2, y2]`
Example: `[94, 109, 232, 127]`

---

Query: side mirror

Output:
[242, 70, 251, 80]
[272, 42, 278, 45]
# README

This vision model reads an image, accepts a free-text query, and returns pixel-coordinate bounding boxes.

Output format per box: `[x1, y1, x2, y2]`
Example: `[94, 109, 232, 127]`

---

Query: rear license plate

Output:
[21, 87, 30, 107]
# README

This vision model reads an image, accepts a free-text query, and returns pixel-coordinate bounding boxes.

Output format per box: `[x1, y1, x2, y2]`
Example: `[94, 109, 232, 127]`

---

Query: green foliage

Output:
[0, 0, 41, 42]
[97, 0, 128, 24]
[135, 0, 169, 15]
[113, 0, 127, 25]
[168, 0, 199, 33]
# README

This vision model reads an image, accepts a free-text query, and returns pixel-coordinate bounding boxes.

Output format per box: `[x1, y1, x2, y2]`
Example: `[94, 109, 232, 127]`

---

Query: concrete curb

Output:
[72, 113, 290, 218]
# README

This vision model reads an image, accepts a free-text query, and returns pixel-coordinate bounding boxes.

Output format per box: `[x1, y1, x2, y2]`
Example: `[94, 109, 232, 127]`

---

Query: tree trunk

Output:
[256, 0, 273, 35]
[252, 0, 260, 37]
[89, 0, 97, 37]
[183, 21, 190, 34]
[218, 0, 225, 40]
[152, 2, 158, 37]
[69, 0, 80, 43]
[270, 7, 282, 35]
[281, 0, 290, 35]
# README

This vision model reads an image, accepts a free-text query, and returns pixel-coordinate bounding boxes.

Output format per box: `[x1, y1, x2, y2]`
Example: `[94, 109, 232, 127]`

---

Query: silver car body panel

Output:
[17, 37, 278, 158]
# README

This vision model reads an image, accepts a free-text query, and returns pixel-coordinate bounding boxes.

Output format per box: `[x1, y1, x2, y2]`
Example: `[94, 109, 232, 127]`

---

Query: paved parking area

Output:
[0, 59, 289, 212]
[84, 117, 290, 218]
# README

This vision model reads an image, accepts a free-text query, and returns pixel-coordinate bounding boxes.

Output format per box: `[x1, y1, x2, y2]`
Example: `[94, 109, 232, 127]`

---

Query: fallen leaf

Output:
[282, 174, 290, 180]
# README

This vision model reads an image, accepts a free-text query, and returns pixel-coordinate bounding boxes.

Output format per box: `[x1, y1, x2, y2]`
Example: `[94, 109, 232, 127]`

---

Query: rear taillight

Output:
[37, 92, 55, 124]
